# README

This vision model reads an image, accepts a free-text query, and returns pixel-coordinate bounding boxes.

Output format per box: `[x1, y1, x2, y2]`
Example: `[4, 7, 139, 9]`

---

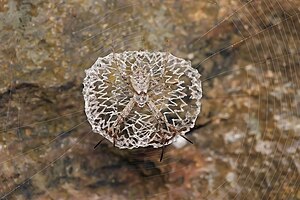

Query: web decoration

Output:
[83, 51, 202, 149]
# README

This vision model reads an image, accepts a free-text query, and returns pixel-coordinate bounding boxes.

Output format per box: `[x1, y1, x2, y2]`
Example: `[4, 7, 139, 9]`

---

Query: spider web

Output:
[83, 51, 202, 148]
[0, 0, 299, 199]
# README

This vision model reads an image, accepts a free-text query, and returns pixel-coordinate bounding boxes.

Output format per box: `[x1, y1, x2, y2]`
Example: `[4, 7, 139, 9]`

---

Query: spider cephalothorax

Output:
[83, 51, 202, 150]
[130, 62, 151, 107]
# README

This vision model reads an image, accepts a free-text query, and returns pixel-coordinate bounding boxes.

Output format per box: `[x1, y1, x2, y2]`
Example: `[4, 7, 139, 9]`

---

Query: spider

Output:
[83, 51, 202, 161]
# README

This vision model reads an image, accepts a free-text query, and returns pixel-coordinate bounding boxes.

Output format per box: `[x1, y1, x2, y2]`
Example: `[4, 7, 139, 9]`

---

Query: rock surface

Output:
[0, 0, 299, 199]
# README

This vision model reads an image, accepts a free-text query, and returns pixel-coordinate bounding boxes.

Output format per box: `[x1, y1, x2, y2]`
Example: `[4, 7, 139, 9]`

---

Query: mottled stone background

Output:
[0, 0, 299, 199]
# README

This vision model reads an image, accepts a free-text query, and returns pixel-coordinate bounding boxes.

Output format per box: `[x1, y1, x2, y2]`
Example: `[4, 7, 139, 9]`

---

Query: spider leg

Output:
[180, 135, 193, 144]
[113, 52, 132, 87]
[147, 100, 178, 151]
[108, 97, 135, 147]
[147, 100, 193, 161]
[148, 81, 180, 99]
[147, 100, 177, 135]
[160, 141, 165, 162]
[167, 124, 194, 144]
[94, 138, 105, 149]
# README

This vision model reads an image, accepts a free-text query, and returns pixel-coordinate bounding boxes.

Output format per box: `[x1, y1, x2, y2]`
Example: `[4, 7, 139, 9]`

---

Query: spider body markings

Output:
[108, 57, 178, 150]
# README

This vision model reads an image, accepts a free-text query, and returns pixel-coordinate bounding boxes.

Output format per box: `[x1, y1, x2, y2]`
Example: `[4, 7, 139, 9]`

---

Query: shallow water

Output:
[0, 0, 299, 199]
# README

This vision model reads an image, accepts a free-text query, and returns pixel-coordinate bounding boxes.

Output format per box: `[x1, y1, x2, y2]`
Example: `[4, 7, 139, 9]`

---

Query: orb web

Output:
[1, 0, 299, 199]
[83, 51, 202, 149]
